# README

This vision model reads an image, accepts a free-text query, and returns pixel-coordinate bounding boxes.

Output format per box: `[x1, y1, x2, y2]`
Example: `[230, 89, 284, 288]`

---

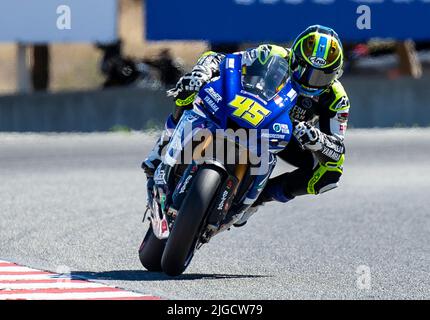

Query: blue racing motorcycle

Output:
[139, 54, 298, 276]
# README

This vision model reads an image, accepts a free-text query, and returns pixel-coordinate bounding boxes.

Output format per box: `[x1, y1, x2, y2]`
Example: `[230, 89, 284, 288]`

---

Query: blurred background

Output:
[0, 0, 429, 131]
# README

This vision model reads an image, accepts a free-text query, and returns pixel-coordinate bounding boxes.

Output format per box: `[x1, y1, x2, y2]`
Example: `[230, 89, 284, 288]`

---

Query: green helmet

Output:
[290, 25, 344, 97]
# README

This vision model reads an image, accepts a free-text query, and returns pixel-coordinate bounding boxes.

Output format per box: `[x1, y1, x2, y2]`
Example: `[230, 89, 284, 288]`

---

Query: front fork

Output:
[145, 163, 175, 240]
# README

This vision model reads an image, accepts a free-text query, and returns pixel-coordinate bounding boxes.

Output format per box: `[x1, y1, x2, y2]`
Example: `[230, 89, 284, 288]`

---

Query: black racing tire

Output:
[161, 167, 223, 276]
[138, 225, 167, 272]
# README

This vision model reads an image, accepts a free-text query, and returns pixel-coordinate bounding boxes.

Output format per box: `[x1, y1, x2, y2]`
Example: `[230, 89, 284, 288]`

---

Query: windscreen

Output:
[242, 55, 289, 101]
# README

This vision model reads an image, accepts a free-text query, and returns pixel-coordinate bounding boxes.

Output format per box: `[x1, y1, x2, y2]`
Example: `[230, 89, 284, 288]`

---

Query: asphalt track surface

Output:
[0, 129, 429, 299]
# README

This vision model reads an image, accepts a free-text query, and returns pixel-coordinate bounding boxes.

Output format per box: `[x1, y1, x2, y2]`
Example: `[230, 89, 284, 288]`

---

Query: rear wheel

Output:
[138, 225, 166, 272]
[161, 167, 223, 276]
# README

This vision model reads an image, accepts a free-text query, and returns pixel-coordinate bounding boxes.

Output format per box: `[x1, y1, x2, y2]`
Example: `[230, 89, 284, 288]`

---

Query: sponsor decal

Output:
[262, 132, 286, 139]
[322, 147, 341, 161]
[286, 87, 297, 100]
[273, 123, 290, 134]
[340, 123, 347, 133]
[217, 190, 229, 211]
[334, 96, 349, 111]
[302, 98, 313, 109]
[309, 56, 327, 67]
[178, 175, 192, 194]
[280, 124, 290, 134]
[290, 106, 307, 121]
[324, 139, 344, 153]
[185, 112, 198, 122]
[154, 169, 166, 184]
[204, 95, 219, 112]
[337, 112, 349, 123]
[227, 58, 235, 69]
[242, 49, 258, 66]
[274, 95, 284, 107]
[204, 87, 222, 103]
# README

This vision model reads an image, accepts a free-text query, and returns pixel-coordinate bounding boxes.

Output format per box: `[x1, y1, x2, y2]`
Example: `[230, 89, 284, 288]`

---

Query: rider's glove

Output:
[293, 121, 323, 151]
[167, 52, 225, 103]
[167, 66, 211, 100]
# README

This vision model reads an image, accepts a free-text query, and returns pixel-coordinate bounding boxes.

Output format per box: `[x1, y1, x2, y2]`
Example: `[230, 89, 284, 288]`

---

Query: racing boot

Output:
[141, 135, 166, 177]
[141, 114, 177, 177]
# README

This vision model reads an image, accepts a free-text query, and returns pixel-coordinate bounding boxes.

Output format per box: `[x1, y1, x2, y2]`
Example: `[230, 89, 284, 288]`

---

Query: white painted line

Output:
[0, 274, 60, 281]
[0, 291, 149, 300]
[0, 281, 107, 290]
[0, 266, 43, 272]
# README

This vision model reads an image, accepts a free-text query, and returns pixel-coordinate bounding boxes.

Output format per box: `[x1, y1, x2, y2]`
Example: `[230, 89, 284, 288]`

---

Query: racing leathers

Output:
[142, 45, 350, 215]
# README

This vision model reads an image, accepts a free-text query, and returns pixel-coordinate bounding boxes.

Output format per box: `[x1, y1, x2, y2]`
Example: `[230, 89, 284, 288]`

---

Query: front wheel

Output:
[138, 225, 166, 272]
[161, 167, 223, 276]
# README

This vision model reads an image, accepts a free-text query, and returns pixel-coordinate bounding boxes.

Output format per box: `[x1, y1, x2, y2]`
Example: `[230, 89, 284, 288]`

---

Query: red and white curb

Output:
[0, 260, 160, 300]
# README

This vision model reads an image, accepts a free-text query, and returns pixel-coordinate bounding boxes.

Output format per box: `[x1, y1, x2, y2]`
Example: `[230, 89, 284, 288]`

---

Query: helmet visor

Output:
[291, 57, 339, 89]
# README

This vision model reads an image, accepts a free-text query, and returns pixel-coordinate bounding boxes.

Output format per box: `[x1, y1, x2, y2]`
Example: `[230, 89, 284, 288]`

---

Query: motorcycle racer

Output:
[142, 25, 350, 227]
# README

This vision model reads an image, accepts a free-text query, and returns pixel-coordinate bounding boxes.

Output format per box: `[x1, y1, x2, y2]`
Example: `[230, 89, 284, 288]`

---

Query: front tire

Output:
[161, 167, 223, 276]
[138, 225, 167, 272]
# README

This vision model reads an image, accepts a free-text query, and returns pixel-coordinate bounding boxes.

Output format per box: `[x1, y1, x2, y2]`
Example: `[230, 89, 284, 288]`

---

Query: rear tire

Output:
[161, 167, 222, 276]
[138, 226, 167, 272]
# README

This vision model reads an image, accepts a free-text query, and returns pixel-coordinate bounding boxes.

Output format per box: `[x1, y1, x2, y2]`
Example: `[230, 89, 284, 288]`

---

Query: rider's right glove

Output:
[167, 66, 211, 104]
[167, 52, 225, 106]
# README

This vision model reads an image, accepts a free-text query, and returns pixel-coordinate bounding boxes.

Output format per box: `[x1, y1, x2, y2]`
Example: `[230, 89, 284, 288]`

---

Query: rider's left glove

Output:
[293, 121, 323, 151]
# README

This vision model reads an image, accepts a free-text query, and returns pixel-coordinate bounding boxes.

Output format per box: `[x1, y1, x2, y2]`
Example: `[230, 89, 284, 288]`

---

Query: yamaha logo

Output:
[309, 56, 327, 67]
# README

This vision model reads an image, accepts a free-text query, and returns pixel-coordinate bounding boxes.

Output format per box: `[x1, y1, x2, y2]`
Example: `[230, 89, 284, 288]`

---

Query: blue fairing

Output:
[197, 54, 297, 151]
[157, 54, 298, 216]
